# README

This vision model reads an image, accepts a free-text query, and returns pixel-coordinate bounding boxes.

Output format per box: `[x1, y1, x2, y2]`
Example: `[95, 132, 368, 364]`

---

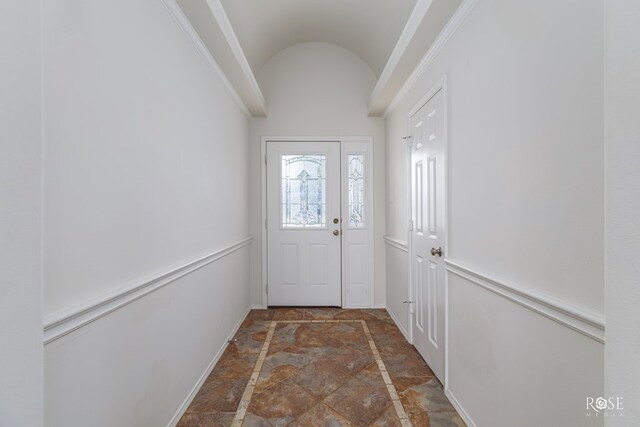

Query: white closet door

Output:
[411, 88, 446, 382]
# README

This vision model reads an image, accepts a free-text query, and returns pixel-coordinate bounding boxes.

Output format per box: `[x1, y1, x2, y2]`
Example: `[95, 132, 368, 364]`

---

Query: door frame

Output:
[406, 75, 449, 386]
[260, 136, 375, 309]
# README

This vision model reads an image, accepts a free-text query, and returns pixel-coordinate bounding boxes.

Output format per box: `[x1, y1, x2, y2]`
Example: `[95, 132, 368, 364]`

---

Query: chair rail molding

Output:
[43, 237, 252, 344]
[383, 235, 409, 253]
[445, 258, 605, 343]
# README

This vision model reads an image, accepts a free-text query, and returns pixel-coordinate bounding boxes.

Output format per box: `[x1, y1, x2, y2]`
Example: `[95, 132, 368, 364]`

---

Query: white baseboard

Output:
[167, 306, 251, 427]
[386, 305, 410, 343]
[250, 304, 267, 309]
[446, 389, 477, 427]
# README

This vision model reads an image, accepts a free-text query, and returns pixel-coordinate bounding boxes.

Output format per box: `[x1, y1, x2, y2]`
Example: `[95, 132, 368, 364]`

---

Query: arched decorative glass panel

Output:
[348, 154, 365, 228]
[281, 155, 326, 228]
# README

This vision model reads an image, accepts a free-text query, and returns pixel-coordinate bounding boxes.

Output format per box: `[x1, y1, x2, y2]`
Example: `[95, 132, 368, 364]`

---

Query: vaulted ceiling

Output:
[176, 0, 464, 117]
[218, 0, 418, 77]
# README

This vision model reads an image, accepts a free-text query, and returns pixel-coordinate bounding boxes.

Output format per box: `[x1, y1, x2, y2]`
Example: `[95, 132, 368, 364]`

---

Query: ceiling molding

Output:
[367, 0, 435, 116]
[175, 0, 267, 117]
[161, 0, 251, 118]
[205, 0, 267, 116]
[382, 0, 480, 118]
[367, 0, 467, 117]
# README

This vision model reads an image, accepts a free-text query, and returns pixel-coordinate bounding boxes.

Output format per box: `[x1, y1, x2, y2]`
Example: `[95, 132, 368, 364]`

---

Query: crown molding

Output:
[383, 0, 480, 117]
[161, 0, 254, 118]
[368, 0, 435, 115]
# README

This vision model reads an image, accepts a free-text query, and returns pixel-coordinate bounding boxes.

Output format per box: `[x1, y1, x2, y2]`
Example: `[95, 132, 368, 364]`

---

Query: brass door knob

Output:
[333, 230, 340, 236]
[431, 247, 442, 257]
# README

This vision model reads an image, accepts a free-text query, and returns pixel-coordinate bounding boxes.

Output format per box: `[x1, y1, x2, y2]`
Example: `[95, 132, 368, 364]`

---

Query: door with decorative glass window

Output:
[266, 141, 342, 306]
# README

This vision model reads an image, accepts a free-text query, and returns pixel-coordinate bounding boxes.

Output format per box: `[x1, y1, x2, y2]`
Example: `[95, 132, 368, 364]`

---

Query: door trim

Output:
[406, 74, 449, 385]
[260, 136, 375, 309]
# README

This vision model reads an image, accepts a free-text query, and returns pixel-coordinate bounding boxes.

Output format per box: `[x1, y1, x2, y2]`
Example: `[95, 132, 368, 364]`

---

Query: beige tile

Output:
[249, 371, 260, 385]
[393, 399, 408, 418]
[387, 384, 400, 400]
[241, 384, 255, 402]
[235, 400, 249, 420]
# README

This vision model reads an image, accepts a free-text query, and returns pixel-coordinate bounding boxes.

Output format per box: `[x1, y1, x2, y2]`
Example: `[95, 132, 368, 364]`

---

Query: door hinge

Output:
[409, 220, 414, 231]
[404, 136, 413, 148]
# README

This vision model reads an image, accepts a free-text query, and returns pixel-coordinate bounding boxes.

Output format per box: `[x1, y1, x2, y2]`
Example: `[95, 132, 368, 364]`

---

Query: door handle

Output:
[431, 247, 443, 257]
[332, 229, 340, 236]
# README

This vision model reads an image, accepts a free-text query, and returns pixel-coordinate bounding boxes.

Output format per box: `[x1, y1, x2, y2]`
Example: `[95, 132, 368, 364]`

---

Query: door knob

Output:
[333, 229, 340, 236]
[431, 247, 442, 257]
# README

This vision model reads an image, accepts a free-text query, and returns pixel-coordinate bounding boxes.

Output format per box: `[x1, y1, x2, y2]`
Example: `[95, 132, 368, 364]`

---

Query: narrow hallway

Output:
[179, 309, 463, 426]
[3, 0, 639, 426]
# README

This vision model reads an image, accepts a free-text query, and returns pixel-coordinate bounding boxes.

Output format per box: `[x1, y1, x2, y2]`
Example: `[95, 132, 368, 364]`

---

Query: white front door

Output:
[410, 87, 446, 382]
[267, 141, 342, 306]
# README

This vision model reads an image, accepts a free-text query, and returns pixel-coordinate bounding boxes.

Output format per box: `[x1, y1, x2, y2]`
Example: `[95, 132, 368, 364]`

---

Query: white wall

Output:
[45, 247, 250, 427]
[605, 1, 640, 424]
[0, 1, 43, 426]
[42, 0, 251, 425]
[384, 242, 409, 338]
[385, 0, 605, 425]
[249, 43, 387, 308]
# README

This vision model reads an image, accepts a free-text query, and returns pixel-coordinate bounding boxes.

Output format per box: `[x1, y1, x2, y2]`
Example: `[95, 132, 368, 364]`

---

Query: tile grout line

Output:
[360, 320, 413, 427]
[231, 320, 277, 427]
[231, 317, 411, 427]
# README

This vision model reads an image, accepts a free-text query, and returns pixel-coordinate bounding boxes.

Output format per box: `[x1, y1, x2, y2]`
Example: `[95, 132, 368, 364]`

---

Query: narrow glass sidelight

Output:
[281, 155, 326, 227]
[348, 154, 365, 228]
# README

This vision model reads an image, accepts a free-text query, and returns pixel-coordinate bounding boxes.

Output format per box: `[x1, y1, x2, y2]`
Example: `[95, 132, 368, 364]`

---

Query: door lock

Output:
[431, 247, 443, 257]
[333, 218, 340, 224]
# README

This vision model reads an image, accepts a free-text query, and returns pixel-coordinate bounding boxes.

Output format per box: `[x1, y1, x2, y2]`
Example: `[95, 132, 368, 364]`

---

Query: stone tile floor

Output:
[178, 308, 465, 426]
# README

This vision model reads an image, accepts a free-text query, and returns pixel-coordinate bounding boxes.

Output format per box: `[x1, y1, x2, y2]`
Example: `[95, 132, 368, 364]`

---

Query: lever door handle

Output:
[332, 229, 340, 236]
[431, 247, 443, 257]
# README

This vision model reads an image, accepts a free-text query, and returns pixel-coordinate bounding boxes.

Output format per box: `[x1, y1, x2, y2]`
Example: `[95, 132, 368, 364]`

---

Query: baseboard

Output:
[445, 389, 477, 427]
[250, 304, 266, 310]
[386, 305, 410, 343]
[167, 305, 251, 427]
